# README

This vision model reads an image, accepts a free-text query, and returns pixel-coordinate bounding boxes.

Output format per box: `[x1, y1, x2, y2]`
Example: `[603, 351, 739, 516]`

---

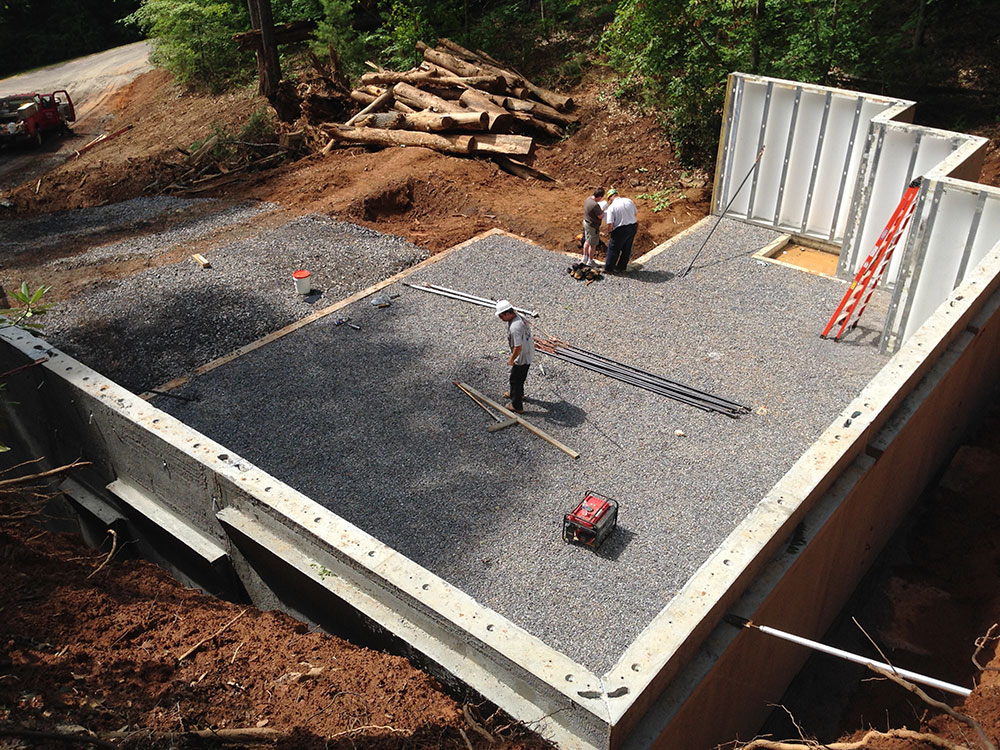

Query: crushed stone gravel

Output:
[154, 220, 892, 673]
[38, 211, 426, 392]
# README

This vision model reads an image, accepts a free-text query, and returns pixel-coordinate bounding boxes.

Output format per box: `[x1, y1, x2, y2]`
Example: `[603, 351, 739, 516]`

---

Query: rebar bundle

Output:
[535, 338, 750, 418]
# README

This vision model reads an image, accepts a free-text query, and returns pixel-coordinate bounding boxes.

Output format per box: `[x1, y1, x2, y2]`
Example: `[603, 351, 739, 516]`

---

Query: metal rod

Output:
[549, 347, 746, 414]
[537, 346, 742, 416]
[682, 146, 765, 277]
[727, 616, 972, 698]
[409, 282, 538, 318]
[549, 340, 750, 411]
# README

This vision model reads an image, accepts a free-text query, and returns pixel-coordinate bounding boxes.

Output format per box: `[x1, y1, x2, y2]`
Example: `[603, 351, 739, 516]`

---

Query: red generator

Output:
[563, 491, 618, 549]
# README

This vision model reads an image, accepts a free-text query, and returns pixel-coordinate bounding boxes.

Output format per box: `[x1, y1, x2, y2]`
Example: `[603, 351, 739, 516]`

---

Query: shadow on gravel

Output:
[595, 524, 636, 562]
[521, 395, 586, 427]
[49, 285, 289, 393]
[627, 267, 675, 284]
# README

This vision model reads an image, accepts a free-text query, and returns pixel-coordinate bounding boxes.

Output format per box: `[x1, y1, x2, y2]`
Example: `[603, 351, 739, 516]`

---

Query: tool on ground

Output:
[724, 614, 971, 697]
[567, 262, 602, 282]
[535, 338, 750, 418]
[454, 382, 579, 459]
[563, 491, 618, 549]
[404, 282, 539, 318]
[681, 146, 765, 277]
[821, 177, 922, 341]
[333, 316, 361, 330]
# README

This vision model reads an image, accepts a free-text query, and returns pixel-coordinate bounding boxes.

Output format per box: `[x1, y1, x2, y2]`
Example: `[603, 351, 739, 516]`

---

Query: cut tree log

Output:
[233, 20, 316, 51]
[437, 37, 481, 62]
[504, 95, 578, 125]
[430, 39, 524, 89]
[356, 111, 472, 132]
[350, 90, 377, 105]
[510, 112, 563, 138]
[359, 84, 386, 97]
[346, 87, 394, 126]
[326, 125, 474, 155]
[360, 70, 503, 88]
[521, 78, 573, 112]
[471, 134, 535, 159]
[457, 89, 514, 131]
[393, 82, 454, 113]
[491, 155, 557, 182]
[416, 42, 497, 82]
[393, 100, 417, 114]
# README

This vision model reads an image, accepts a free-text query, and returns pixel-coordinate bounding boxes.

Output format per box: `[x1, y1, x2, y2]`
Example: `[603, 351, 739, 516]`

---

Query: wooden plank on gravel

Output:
[455, 382, 580, 459]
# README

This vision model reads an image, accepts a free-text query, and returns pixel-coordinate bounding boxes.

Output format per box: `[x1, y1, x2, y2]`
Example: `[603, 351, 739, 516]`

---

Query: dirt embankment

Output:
[3, 65, 708, 261]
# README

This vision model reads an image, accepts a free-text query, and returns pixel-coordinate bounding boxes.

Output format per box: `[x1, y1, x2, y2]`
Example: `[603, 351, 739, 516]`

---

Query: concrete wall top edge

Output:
[602, 232, 1000, 725]
[0, 327, 606, 713]
[731, 72, 914, 108]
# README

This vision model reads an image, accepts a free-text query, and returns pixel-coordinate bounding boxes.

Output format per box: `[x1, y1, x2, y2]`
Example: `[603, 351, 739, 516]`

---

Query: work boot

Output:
[505, 403, 524, 414]
[504, 391, 511, 398]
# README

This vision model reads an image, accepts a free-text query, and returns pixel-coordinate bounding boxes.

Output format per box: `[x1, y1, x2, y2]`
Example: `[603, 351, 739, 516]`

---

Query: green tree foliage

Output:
[601, 0, 900, 164]
[0, 0, 142, 78]
[123, 0, 254, 91]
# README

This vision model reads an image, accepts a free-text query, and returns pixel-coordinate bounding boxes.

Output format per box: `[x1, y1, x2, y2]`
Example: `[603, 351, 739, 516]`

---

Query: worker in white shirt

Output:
[603, 188, 639, 274]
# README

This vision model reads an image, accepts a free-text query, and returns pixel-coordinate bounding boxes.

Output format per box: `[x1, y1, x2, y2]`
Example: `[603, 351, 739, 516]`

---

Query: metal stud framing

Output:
[718, 76, 744, 216]
[837, 123, 883, 277]
[772, 86, 802, 226]
[745, 81, 773, 222]
[829, 96, 865, 246]
[880, 181, 937, 353]
[954, 191, 988, 287]
[903, 131, 923, 187]
[799, 91, 832, 234]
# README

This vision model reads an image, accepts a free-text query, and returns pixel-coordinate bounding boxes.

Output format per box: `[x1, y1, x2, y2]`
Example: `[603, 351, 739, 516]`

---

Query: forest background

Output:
[1, 0, 997, 165]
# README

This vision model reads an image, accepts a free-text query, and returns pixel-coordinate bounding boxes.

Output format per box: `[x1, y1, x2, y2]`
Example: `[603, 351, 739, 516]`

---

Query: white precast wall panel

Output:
[715, 72, 994, 353]
[713, 74, 910, 244]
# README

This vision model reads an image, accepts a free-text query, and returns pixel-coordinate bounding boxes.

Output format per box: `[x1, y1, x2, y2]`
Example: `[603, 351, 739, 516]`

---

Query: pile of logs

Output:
[324, 38, 575, 178]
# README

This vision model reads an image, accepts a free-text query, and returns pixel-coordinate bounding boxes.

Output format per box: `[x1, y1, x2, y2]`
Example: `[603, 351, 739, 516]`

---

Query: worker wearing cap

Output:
[603, 188, 639, 274]
[495, 300, 534, 413]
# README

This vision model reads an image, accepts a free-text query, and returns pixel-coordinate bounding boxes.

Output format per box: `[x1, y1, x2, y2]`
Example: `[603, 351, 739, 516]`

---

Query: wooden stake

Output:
[191, 253, 211, 269]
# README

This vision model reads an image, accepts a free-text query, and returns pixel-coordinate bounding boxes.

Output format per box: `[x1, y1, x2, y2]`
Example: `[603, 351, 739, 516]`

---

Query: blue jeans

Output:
[606, 223, 638, 272]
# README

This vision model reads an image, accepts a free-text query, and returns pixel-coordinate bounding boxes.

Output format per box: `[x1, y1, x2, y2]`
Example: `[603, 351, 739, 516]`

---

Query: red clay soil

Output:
[0, 490, 547, 749]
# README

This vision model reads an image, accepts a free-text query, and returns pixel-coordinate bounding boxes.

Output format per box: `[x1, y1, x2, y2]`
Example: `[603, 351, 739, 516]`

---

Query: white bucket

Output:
[293, 269, 311, 295]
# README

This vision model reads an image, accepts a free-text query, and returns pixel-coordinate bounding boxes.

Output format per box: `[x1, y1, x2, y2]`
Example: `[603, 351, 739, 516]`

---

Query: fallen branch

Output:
[463, 704, 496, 744]
[177, 609, 247, 662]
[740, 729, 969, 750]
[0, 459, 91, 488]
[867, 664, 995, 750]
[86, 529, 118, 579]
[104, 727, 279, 744]
[327, 724, 407, 740]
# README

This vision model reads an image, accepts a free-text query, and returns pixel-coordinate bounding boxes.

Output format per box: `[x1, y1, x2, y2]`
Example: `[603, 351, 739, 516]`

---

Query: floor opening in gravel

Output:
[148, 219, 891, 674]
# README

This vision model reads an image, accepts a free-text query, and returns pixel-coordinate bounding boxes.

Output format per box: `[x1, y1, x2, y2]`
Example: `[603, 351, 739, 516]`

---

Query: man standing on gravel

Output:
[582, 187, 605, 267]
[603, 188, 639, 274]
[495, 299, 534, 413]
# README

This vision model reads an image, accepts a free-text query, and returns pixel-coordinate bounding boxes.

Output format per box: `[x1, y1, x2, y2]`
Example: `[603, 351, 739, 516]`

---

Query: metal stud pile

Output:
[535, 338, 751, 418]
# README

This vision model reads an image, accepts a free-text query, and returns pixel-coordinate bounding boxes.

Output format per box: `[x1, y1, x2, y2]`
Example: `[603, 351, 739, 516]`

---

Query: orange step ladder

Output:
[821, 177, 922, 341]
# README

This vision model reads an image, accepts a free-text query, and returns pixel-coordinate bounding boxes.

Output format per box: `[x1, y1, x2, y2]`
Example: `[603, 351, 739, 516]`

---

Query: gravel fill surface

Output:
[1, 197, 215, 258]
[41, 212, 426, 392]
[155, 221, 891, 674]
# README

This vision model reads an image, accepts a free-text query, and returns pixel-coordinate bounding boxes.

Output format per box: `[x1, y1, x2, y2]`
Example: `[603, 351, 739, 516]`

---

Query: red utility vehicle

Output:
[0, 90, 75, 148]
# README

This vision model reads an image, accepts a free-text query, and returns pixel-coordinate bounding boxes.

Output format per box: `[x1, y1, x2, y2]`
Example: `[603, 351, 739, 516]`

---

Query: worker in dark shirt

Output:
[582, 187, 605, 268]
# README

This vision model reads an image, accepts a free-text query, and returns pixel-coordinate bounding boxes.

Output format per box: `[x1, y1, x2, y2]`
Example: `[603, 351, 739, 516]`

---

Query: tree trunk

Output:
[509, 111, 562, 138]
[750, 0, 764, 72]
[326, 126, 474, 154]
[502, 95, 578, 124]
[346, 88, 394, 126]
[458, 90, 514, 131]
[470, 134, 535, 159]
[393, 82, 455, 112]
[246, 0, 281, 98]
[416, 42, 494, 81]
[520, 79, 573, 112]
[360, 70, 503, 88]
[356, 111, 465, 132]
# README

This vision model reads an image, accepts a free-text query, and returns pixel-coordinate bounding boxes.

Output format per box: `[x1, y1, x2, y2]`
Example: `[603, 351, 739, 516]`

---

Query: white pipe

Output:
[755, 623, 972, 697]
[407, 283, 539, 317]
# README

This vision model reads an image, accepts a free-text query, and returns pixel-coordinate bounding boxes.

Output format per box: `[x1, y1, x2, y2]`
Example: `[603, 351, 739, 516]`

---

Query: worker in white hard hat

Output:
[495, 299, 534, 413]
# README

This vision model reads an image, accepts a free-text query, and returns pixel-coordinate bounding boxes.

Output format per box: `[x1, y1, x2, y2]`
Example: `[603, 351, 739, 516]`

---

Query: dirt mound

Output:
[0, 490, 545, 749]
